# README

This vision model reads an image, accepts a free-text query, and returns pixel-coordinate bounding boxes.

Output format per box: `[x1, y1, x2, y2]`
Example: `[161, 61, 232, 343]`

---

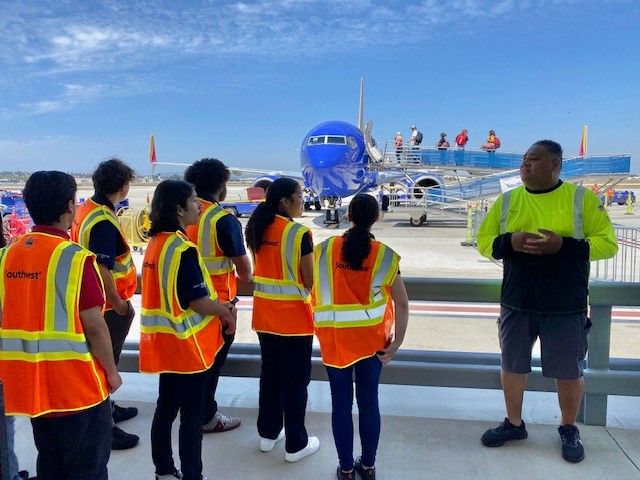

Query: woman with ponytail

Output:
[313, 193, 409, 480]
[245, 178, 319, 462]
[141, 180, 236, 480]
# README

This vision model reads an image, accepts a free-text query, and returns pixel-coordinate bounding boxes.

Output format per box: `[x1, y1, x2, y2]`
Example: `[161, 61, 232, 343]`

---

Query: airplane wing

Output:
[148, 135, 301, 179]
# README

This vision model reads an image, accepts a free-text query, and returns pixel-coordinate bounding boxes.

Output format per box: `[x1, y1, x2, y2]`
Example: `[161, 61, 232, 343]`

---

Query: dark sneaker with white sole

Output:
[481, 418, 528, 447]
[355, 457, 376, 479]
[558, 424, 585, 463]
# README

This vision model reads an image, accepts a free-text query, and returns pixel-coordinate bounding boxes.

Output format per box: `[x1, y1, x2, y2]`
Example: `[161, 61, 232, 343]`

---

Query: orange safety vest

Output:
[313, 236, 400, 368]
[0, 233, 109, 417]
[139, 231, 223, 374]
[71, 199, 137, 308]
[252, 215, 313, 336]
[185, 199, 237, 302]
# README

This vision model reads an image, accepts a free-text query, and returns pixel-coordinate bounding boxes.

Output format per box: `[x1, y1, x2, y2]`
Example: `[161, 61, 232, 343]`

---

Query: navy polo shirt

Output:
[88, 193, 128, 270]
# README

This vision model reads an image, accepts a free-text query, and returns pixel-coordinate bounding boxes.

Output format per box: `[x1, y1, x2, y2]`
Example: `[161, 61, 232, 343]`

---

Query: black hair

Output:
[23, 171, 76, 226]
[184, 158, 230, 200]
[92, 158, 135, 195]
[245, 177, 300, 253]
[148, 180, 194, 236]
[532, 139, 563, 160]
[342, 194, 379, 270]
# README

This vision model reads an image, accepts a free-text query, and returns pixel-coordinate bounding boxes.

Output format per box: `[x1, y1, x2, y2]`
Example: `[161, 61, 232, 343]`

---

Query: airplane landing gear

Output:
[409, 214, 427, 226]
[324, 208, 340, 225]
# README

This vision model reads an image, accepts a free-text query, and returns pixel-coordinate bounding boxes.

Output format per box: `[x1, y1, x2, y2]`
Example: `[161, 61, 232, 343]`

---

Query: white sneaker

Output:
[259, 429, 285, 452]
[284, 436, 320, 462]
[155, 470, 182, 479]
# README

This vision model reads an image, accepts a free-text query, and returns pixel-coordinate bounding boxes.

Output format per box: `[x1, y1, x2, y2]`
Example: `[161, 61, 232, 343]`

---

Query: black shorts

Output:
[498, 306, 591, 380]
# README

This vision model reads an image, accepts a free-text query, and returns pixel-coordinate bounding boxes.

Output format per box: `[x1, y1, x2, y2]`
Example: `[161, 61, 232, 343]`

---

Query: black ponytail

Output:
[245, 177, 299, 253]
[342, 194, 379, 269]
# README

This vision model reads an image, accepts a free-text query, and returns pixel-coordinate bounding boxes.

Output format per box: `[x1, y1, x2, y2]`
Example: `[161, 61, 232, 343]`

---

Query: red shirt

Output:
[31, 226, 105, 311]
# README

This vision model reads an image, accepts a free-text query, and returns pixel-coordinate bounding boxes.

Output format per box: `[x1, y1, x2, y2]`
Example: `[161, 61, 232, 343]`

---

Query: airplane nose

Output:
[304, 145, 344, 169]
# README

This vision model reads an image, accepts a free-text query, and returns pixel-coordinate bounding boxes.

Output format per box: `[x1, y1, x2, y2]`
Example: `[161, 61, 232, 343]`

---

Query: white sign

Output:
[499, 176, 523, 193]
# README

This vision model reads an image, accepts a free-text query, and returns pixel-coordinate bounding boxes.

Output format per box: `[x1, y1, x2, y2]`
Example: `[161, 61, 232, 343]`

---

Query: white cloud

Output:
[0, 0, 604, 117]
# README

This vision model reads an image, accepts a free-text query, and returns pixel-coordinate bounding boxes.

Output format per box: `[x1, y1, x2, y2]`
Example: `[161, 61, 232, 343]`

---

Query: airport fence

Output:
[120, 277, 640, 427]
[592, 226, 640, 282]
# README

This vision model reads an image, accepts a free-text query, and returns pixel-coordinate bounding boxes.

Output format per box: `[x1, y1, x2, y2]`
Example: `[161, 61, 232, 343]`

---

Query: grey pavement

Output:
[11, 373, 640, 479]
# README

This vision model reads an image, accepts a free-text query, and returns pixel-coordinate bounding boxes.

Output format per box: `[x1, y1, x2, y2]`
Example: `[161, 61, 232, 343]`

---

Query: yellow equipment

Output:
[117, 206, 151, 252]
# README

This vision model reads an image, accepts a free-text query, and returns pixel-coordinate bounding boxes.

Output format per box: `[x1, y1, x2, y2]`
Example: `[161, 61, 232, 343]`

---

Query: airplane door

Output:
[364, 121, 384, 163]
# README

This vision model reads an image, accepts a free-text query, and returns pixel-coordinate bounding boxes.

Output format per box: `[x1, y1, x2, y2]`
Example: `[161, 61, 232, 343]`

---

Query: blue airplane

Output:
[248, 78, 446, 220]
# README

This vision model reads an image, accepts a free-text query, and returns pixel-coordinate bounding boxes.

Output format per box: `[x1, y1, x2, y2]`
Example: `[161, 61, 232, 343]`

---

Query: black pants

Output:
[257, 333, 312, 453]
[104, 302, 135, 366]
[202, 332, 235, 425]
[31, 399, 112, 480]
[151, 370, 209, 480]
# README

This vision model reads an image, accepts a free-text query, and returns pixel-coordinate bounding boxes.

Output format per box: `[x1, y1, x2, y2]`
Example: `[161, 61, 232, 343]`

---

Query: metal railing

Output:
[593, 226, 640, 282]
[120, 277, 640, 427]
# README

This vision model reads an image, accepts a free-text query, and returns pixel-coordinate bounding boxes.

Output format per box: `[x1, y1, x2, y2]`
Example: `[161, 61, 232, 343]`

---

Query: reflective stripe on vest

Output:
[140, 234, 215, 337]
[198, 204, 235, 275]
[0, 336, 90, 358]
[0, 240, 97, 362]
[499, 185, 586, 239]
[313, 238, 395, 328]
[76, 203, 136, 279]
[253, 221, 309, 302]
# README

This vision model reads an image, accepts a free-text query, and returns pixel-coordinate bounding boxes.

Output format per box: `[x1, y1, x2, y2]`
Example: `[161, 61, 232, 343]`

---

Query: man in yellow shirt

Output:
[477, 140, 617, 463]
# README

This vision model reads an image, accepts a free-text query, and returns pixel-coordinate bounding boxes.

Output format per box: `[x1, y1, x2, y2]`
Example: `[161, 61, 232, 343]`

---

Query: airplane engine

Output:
[406, 175, 444, 202]
[251, 175, 280, 193]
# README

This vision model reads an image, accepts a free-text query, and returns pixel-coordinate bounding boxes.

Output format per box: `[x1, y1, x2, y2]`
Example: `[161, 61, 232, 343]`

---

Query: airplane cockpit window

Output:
[307, 136, 325, 146]
[346, 137, 357, 148]
[326, 136, 346, 144]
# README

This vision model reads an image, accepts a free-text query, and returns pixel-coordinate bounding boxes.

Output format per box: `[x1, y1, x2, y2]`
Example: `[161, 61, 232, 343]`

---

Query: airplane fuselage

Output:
[300, 121, 377, 199]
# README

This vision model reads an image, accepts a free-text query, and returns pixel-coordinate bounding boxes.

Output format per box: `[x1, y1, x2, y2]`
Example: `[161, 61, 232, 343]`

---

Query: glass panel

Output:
[307, 136, 325, 146]
[326, 136, 346, 144]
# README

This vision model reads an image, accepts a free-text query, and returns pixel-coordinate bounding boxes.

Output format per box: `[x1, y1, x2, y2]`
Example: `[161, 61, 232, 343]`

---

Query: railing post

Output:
[582, 305, 612, 425]
[0, 381, 10, 480]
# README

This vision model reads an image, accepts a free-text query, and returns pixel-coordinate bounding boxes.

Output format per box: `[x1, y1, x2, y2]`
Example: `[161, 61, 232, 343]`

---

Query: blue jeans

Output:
[4, 415, 20, 480]
[325, 355, 383, 470]
[31, 399, 112, 480]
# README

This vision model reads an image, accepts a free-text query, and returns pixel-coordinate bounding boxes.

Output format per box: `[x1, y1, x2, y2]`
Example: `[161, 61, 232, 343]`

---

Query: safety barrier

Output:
[593, 226, 640, 282]
[120, 277, 640, 427]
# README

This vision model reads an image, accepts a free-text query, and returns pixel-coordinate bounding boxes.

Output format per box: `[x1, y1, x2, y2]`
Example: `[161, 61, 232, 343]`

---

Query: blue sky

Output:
[1, 0, 639, 174]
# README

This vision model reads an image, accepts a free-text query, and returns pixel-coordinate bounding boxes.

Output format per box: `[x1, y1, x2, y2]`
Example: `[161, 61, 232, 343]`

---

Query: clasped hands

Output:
[511, 229, 563, 255]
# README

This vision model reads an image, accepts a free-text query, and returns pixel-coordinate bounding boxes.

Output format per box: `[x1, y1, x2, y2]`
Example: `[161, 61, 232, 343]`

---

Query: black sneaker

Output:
[336, 467, 355, 480]
[558, 424, 585, 463]
[354, 457, 375, 480]
[112, 402, 138, 423]
[481, 418, 528, 447]
[112, 425, 139, 450]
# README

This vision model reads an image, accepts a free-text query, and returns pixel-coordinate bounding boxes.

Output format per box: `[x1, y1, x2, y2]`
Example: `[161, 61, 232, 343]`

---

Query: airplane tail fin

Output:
[579, 125, 587, 156]
[357, 77, 365, 131]
[149, 134, 157, 164]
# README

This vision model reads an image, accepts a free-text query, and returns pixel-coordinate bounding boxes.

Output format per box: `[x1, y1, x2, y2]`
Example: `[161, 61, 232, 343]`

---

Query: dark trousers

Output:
[202, 332, 235, 425]
[151, 370, 209, 480]
[30, 399, 112, 480]
[104, 302, 135, 366]
[326, 356, 383, 470]
[257, 333, 312, 453]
